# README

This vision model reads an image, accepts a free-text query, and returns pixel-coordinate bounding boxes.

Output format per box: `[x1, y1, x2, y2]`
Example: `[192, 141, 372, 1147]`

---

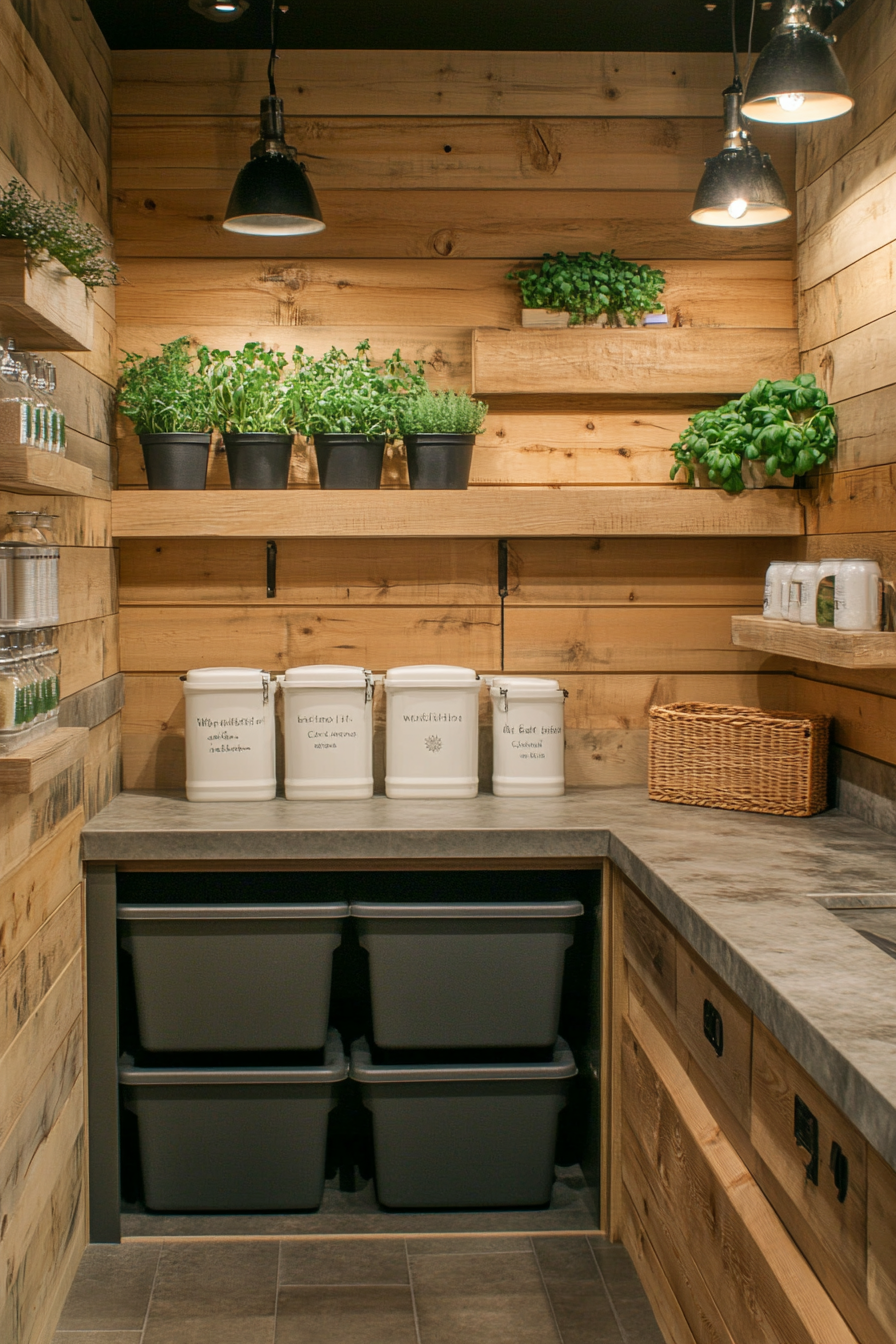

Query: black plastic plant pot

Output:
[404, 434, 476, 490]
[140, 433, 211, 490]
[313, 434, 386, 490]
[223, 433, 293, 490]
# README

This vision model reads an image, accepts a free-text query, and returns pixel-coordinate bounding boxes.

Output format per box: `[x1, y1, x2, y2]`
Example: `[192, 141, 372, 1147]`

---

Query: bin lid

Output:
[118, 902, 350, 921]
[119, 1028, 348, 1086]
[349, 1036, 577, 1083]
[184, 667, 271, 690]
[352, 901, 583, 920]
[385, 664, 479, 689]
[282, 664, 372, 688]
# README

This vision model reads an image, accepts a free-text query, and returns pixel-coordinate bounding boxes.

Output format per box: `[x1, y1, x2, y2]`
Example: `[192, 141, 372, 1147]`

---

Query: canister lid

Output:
[487, 676, 560, 692]
[184, 666, 270, 689]
[283, 664, 371, 687]
[385, 664, 479, 688]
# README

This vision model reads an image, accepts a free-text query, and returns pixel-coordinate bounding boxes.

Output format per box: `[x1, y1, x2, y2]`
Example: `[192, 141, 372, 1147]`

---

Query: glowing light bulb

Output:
[727, 198, 748, 219]
[776, 92, 806, 111]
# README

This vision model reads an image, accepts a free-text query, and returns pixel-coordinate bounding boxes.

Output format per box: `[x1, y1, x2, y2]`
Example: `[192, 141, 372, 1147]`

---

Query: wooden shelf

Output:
[111, 486, 805, 539]
[0, 726, 88, 794]
[731, 615, 896, 668]
[0, 240, 94, 351]
[471, 326, 799, 395]
[0, 445, 94, 497]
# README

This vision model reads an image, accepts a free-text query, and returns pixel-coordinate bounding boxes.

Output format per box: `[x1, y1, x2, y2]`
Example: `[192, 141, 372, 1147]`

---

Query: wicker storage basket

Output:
[648, 702, 830, 817]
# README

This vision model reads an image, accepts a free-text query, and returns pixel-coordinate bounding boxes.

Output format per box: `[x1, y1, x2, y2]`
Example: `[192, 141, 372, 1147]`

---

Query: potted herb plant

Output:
[199, 342, 293, 490]
[669, 374, 837, 493]
[506, 250, 666, 328]
[118, 337, 214, 490]
[396, 388, 488, 490]
[291, 341, 423, 490]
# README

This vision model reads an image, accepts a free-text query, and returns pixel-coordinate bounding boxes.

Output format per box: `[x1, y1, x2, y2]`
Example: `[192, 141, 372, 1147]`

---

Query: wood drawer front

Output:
[868, 1147, 896, 1338]
[751, 1019, 868, 1297]
[622, 880, 676, 1019]
[675, 941, 753, 1132]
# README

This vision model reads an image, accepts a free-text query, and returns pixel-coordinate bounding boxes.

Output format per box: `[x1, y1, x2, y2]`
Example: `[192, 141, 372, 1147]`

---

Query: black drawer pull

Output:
[830, 1141, 849, 1202]
[794, 1095, 819, 1185]
[703, 999, 724, 1057]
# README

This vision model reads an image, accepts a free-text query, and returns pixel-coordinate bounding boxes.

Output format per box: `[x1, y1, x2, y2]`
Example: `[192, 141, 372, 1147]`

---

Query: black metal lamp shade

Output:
[223, 95, 326, 236]
[743, 5, 853, 124]
[691, 146, 791, 226]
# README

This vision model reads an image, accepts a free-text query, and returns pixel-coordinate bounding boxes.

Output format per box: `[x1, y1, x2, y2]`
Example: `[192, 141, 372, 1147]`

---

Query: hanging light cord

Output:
[746, 0, 758, 82]
[267, 0, 279, 97]
[730, 0, 742, 87]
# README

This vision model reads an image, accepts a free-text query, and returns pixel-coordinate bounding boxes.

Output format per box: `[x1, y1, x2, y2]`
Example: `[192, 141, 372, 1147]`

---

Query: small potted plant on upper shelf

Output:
[118, 337, 214, 490]
[199, 342, 294, 490]
[290, 340, 423, 490]
[669, 374, 837, 493]
[396, 388, 489, 490]
[506, 250, 666, 328]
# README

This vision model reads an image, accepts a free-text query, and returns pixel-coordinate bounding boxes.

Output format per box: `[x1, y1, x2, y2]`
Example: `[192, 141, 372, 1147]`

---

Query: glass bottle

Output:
[0, 633, 22, 736]
[46, 364, 65, 454]
[0, 339, 32, 445]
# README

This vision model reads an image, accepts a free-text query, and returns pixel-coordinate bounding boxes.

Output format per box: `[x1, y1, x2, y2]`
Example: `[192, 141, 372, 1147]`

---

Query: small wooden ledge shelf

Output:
[111, 486, 805, 539]
[731, 615, 896, 668]
[471, 326, 799, 395]
[0, 445, 94, 497]
[0, 240, 94, 351]
[0, 726, 88, 794]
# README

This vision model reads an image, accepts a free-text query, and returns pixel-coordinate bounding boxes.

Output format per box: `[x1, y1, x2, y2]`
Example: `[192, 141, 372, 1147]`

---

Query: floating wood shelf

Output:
[0, 726, 88, 793]
[0, 444, 94, 497]
[111, 486, 805, 539]
[471, 326, 799, 395]
[0, 240, 94, 351]
[731, 615, 896, 668]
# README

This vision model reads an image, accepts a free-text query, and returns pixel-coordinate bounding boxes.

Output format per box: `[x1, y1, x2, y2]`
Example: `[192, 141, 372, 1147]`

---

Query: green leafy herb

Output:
[506, 250, 666, 326]
[669, 373, 837, 493]
[0, 177, 118, 289]
[118, 337, 214, 435]
[198, 342, 293, 434]
[396, 388, 488, 436]
[289, 341, 426, 439]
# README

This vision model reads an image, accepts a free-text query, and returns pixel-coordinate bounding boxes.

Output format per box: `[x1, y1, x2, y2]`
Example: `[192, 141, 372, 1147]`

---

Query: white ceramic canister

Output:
[788, 562, 819, 623]
[183, 667, 276, 802]
[488, 676, 567, 797]
[814, 559, 842, 628]
[281, 664, 374, 800]
[763, 562, 790, 620]
[835, 560, 883, 631]
[384, 664, 480, 799]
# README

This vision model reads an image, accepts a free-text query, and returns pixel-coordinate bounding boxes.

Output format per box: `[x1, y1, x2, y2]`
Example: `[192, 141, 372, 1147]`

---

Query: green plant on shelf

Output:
[396, 388, 488, 436]
[198, 342, 293, 433]
[669, 373, 837, 493]
[289, 340, 426, 439]
[506, 250, 666, 326]
[0, 177, 118, 288]
[118, 337, 214, 435]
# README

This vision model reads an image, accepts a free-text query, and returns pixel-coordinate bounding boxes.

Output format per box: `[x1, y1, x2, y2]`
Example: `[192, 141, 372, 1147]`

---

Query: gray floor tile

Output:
[408, 1235, 533, 1258]
[412, 1250, 559, 1344]
[143, 1318, 275, 1344]
[587, 1239, 665, 1344]
[275, 1285, 418, 1344]
[531, 1237, 599, 1282]
[54, 1335, 143, 1344]
[279, 1238, 409, 1285]
[542, 1280, 624, 1344]
[56, 1245, 161, 1330]
[143, 1241, 279, 1341]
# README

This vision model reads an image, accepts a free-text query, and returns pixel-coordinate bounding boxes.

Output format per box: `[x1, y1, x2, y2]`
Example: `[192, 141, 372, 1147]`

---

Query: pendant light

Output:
[222, 1, 325, 236]
[742, 1, 853, 124]
[691, 0, 791, 228]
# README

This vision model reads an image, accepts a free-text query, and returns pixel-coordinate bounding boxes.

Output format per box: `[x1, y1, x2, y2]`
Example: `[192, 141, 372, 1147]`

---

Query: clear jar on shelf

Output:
[0, 339, 33, 445]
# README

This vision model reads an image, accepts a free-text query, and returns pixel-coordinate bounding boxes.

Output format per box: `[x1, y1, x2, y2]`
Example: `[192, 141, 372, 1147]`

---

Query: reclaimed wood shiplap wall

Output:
[0, 3, 120, 1340]
[112, 48, 798, 790]
[796, 0, 896, 800]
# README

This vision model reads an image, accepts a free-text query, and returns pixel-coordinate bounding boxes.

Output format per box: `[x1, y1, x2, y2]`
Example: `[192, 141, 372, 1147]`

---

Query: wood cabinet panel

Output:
[622, 880, 676, 1018]
[867, 1147, 896, 1338]
[676, 941, 753, 1131]
[751, 1018, 868, 1298]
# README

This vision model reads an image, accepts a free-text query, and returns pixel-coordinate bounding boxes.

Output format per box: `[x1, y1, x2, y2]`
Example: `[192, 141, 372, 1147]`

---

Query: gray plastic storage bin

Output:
[119, 1030, 348, 1211]
[352, 900, 583, 1048]
[351, 1036, 576, 1208]
[118, 902, 348, 1051]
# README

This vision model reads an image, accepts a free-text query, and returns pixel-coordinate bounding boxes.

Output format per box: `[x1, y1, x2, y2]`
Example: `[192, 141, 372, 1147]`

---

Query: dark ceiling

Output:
[86, 0, 841, 52]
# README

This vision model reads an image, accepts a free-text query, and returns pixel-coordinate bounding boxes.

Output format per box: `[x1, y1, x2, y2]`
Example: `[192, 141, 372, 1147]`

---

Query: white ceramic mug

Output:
[834, 560, 883, 631]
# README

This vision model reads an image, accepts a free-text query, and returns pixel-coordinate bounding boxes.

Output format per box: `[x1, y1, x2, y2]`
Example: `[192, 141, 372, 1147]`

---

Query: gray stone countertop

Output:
[82, 787, 896, 1168]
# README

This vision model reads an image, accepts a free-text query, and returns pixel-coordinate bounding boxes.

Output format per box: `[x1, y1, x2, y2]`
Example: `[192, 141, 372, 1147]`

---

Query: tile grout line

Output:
[404, 1238, 423, 1344]
[272, 1239, 282, 1344]
[137, 1245, 163, 1344]
[586, 1238, 630, 1344]
[529, 1236, 565, 1344]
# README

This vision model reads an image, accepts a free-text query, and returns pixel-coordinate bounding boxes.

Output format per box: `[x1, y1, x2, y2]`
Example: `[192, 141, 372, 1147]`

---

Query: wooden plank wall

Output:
[797, 0, 896, 783]
[0, 4, 120, 1341]
[112, 49, 798, 791]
